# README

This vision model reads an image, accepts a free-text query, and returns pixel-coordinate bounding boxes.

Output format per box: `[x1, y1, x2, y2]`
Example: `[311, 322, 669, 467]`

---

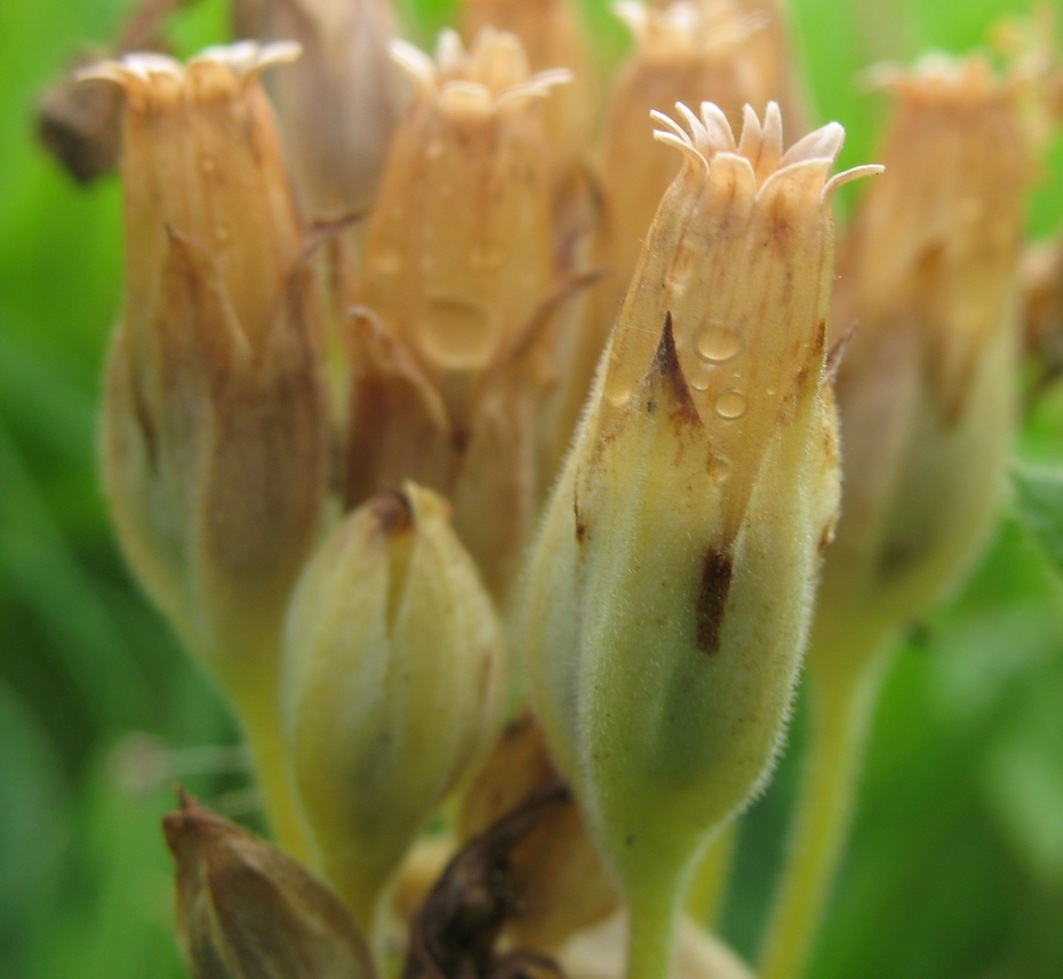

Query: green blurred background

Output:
[1, 1, 1062, 976]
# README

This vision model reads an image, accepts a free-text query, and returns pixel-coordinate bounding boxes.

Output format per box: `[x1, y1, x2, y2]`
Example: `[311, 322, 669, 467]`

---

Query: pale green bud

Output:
[521, 102, 877, 977]
[282, 483, 506, 932]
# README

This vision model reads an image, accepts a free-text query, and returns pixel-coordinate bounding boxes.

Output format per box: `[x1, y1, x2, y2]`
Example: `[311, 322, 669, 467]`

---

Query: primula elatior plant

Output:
[43, 0, 1060, 977]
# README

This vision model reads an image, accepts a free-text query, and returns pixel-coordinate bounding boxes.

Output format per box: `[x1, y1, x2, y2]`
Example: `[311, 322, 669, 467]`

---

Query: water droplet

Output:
[696, 322, 742, 363]
[714, 389, 747, 420]
[420, 296, 495, 369]
[469, 245, 502, 271]
[689, 371, 712, 392]
[710, 456, 730, 483]
[607, 379, 634, 407]
[371, 250, 402, 273]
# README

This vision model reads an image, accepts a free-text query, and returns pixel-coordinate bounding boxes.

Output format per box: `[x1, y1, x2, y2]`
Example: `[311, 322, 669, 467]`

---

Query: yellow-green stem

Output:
[236, 685, 311, 862]
[685, 821, 739, 928]
[626, 876, 681, 979]
[758, 658, 887, 979]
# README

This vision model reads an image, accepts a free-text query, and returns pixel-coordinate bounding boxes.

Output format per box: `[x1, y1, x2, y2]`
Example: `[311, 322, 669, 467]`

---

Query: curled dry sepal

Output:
[163, 786, 574, 979]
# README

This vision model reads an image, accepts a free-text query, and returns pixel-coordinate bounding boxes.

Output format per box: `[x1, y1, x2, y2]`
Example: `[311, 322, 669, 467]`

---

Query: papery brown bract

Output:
[459, 712, 620, 952]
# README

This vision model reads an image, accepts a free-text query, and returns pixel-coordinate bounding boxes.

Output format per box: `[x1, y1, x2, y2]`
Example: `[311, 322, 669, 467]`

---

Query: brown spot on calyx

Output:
[574, 492, 589, 544]
[373, 488, 414, 535]
[826, 321, 856, 385]
[696, 548, 733, 654]
[650, 312, 701, 426]
[818, 519, 836, 555]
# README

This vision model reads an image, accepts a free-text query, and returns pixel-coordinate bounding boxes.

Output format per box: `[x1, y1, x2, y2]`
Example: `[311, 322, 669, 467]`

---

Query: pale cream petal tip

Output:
[76, 41, 301, 88]
[389, 29, 570, 110]
[613, 0, 765, 52]
[652, 100, 883, 201]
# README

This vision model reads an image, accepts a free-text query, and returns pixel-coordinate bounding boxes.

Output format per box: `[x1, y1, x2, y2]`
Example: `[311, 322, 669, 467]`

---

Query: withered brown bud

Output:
[459, 712, 619, 952]
[164, 791, 375, 979]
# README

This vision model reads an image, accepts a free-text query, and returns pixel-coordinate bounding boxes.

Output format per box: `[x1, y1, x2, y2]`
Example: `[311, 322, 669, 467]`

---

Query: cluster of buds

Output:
[58, 0, 1057, 977]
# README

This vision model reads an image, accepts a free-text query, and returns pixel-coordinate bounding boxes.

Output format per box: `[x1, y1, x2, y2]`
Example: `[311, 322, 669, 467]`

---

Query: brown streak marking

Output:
[696, 549, 733, 654]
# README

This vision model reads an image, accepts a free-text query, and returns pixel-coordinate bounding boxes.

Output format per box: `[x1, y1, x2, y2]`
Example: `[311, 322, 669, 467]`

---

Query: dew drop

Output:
[420, 297, 495, 369]
[607, 380, 634, 407]
[371, 250, 403, 273]
[714, 389, 747, 420]
[696, 322, 743, 363]
[689, 371, 712, 392]
[711, 455, 730, 483]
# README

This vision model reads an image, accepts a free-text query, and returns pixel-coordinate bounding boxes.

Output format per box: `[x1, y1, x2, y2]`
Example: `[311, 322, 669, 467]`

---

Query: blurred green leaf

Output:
[981, 670, 1063, 887]
[1013, 463, 1063, 577]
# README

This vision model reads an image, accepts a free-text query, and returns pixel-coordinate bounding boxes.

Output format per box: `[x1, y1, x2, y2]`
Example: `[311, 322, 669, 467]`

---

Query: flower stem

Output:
[236, 683, 311, 862]
[626, 875, 681, 979]
[685, 821, 738, 928]
[757, 657, 886, 979]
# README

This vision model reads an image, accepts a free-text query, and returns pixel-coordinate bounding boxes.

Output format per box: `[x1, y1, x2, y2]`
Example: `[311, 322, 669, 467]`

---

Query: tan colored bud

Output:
[91, 45, 329, 852]
[459, 712, 620, 951]
[93, 42, 328, 669]
[347, 29, 570, 594]
[522, 102, 876, 978]
[282, 483, 506, 932]
[232, 0, 405, 219]
[164, 791, 374, 979]
[462, 0, 595, 166]
[554, 0, 809, 460]
[815, 56, 1034, 671]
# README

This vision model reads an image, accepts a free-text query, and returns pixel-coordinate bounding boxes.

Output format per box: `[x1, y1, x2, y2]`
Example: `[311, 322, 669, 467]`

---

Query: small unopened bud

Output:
[232, 0, 404, 219]
[459, 712, 619, 951]
[163, 791, 374, 979]
[348, 29, 569, 593]
[816, 56, 1034, 669]
[523, 102, 876, 977]
[283, 483, 506, 932]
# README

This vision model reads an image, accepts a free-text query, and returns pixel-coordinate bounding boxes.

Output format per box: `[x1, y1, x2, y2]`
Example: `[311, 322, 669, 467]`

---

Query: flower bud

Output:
[347, 29, 570, 594]
[232, 0, 404, 219]
[459, 712, 620, 951]
[163, 791, 374, 979]
[282, 482, 506, 932]
[522, 102, 876, 976]
[91, 44, 329, 696]
[90, 44, 329, 852]
[814, 57, 1034, 672]
[462, 0, 595, 167]
[553, 0, 809, 463]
